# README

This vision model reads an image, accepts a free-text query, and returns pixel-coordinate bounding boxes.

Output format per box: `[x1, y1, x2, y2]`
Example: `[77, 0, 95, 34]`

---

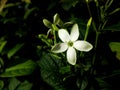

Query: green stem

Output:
[85, 0, 100, 75]
[90, 31, 99, 74]
[52, 24, 58, 44]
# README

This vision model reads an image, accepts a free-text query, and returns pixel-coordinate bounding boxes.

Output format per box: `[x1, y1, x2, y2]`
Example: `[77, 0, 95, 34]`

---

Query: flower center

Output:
[68, 41, 73, 47]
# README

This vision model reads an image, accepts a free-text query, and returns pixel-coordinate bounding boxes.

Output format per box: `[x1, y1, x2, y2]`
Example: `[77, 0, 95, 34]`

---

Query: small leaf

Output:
[95, 78, 111, 89]
[17, 80, 32, 90]
[4, 3, 20, 8]
[104, 22, 120, 31]
[43, 19, 52, 28]
[76, 77, 88, 90]
[0, 60, 36, 77]
[0, 80, 4, 90]
[109, 8, 120, 15]
[3, 18, 16, 24]
[24, 7, 38, 19]
[22, 0, 31, 4]
[116, 52, 120, 60]
[59, 66, 71, 74]
[109, 42, 120, 60]
[53, 13, 64, 26]
[0, 40, 7, 53]
[109, 42, 120, 52]
[7, 43, 24, 59]
[53, 13, 60, 24]
[8, 77, 21, 90]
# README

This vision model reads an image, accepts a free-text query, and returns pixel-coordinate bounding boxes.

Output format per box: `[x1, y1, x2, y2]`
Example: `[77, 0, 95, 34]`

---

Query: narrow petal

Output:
[58, 29, 70, 42]
[67, 47, 76, 65]
[74, 40, 93, 52]
[51, 43, 68, 53]
[70, 24, 79, 41]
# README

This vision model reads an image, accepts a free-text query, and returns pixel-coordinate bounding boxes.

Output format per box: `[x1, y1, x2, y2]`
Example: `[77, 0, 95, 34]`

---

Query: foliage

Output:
[0, 0, 120, 90]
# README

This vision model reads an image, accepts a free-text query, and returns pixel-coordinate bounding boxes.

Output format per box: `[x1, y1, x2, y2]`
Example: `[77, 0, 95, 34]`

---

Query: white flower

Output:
[51, 24, 93, 65]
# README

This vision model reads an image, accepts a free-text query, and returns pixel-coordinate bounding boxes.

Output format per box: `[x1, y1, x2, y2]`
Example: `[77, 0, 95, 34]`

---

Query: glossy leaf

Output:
[16, 80, 32, 90]
[8, 77, 21, 90]
[0, 37, 7, 53]
[109, 42, 120, 60]
[37, 52, 65, 90]
[0, 60, 36, 77]
[7, 43, 24, 59]
[43, 19, 52, 28]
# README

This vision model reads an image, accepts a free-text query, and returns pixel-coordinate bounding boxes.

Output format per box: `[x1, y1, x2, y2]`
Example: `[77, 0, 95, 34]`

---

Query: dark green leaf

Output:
[0, 37, 7, 53]
[8, 77, 21, 90]
[7, 43, 24, 59]
[109, 42, 120, 60]
[0, 60, 36, 77]
[104, 22, 120, 31]
[77, 77, 88, 90]
[59, 66, 71, 74]
[60, 0, 79, 10]
[0, 80, 4, 90]
[109, 8, 120, 15]
[109, 42, 120, 52]
[24, 7, 38, 19]
[17, 80, 32, 90]
[37, 52, 65, 90]
[95, 78, 111, 89]
[4, 3, 20, 8]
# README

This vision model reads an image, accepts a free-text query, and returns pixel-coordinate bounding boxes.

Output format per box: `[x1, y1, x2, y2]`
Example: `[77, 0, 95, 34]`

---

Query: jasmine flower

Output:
[51, 24, 93, 65]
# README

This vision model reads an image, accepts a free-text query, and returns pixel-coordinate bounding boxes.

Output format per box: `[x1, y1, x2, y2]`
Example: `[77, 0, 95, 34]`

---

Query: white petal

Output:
[51, 43, 68, 53]
[74, 40, 93, 52]
[67, 47, 76, 65]
[58, 29, 70, 42]
[70, 24, 79, 41]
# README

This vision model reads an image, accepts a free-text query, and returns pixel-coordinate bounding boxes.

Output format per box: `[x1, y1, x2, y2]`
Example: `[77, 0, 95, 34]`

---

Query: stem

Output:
[52, 24, 58, 44]
[86, 0, 100, 74]
[90, 31, 99, 74]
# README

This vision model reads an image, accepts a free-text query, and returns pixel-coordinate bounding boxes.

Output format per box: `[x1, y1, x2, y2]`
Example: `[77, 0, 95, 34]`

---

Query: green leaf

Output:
[37, 52, 65, 90]
[0, 37, 7, 53]
[95, 78, 111, 89]
[24, 7, 38, 19]
[60, 0, 79, 10]
[8, 78, 32, 90]
[53, 13, 64, 26]
[2, 18, 17, 24]
[109, 42, 120, 52]
[109, 8, 120, 15]
[109, 42, 120, 60]
[8, 77, 21, 90]
[17, 80, 32, 90]
[0, 60, 36, 77]
[4, 3, 20, 8]
[22, 0, 31, 4]
[0, 40, 7, 53]
[43, 19, 52, 28]
[104, 22, 120, 31]
[59, 66, 71, 74]
[7, 43, 24, 59]
[76, 77, 88, 90]
[0, 80, 4, 90]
